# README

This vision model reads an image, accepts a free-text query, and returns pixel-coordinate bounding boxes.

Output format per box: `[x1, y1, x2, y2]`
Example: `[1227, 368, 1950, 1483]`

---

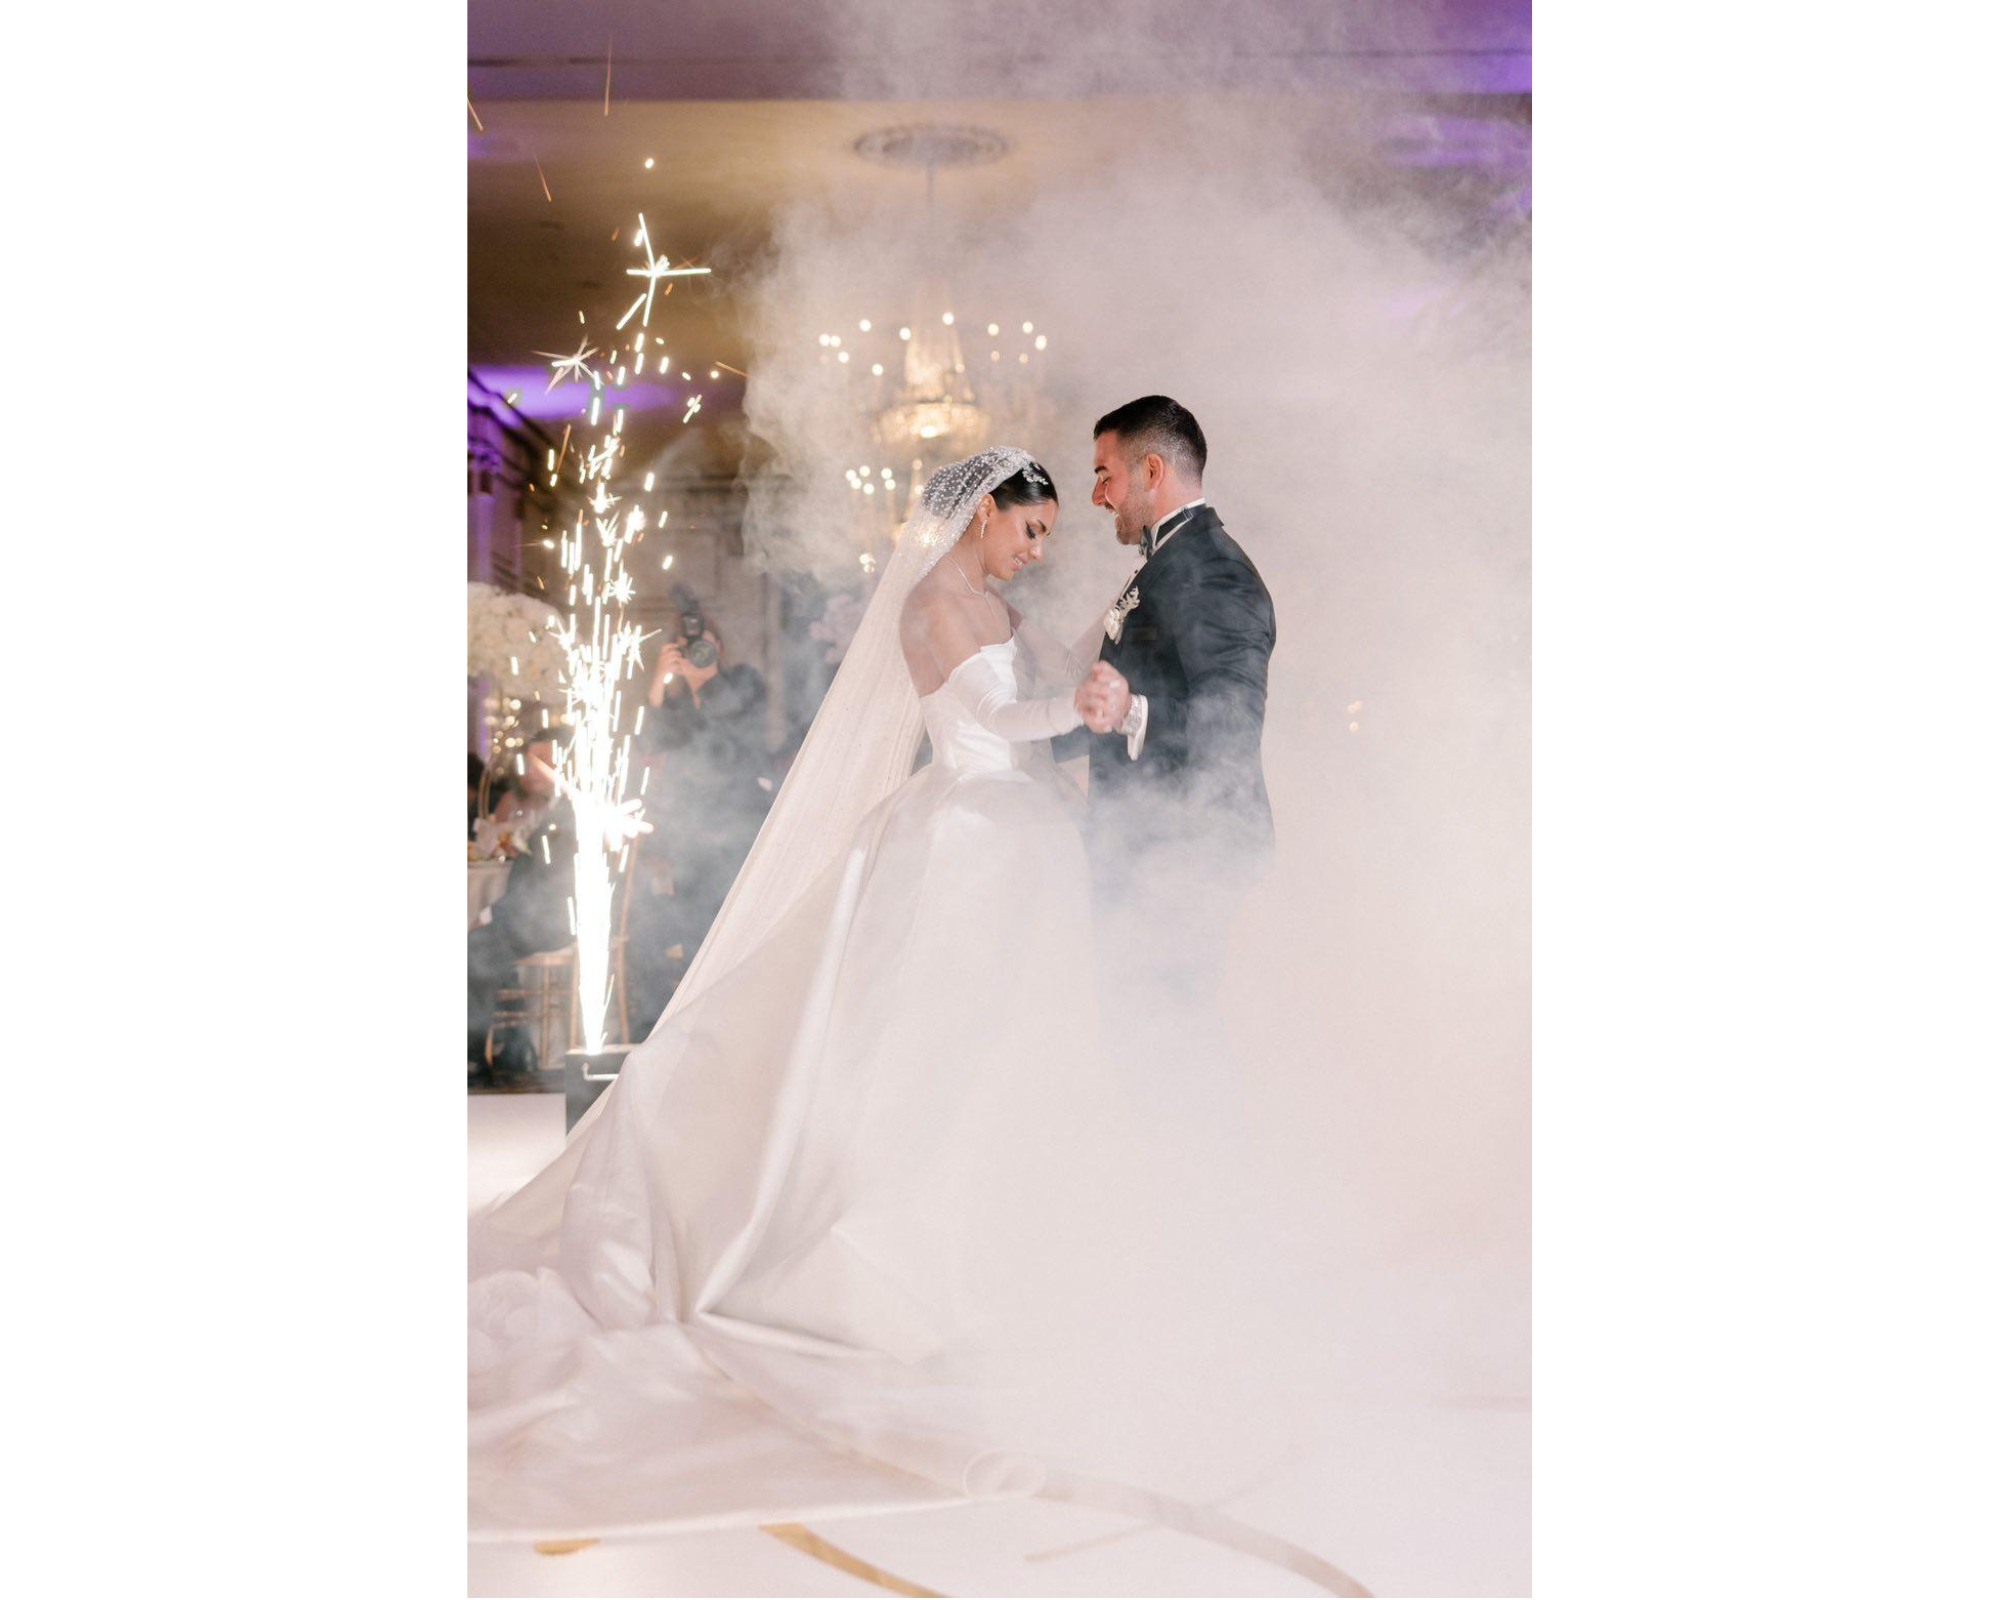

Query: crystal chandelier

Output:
[818, 125, 1055, 568]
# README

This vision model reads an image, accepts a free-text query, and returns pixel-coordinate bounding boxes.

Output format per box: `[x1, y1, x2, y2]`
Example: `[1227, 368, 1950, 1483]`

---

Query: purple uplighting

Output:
[470, 367, 688, 422]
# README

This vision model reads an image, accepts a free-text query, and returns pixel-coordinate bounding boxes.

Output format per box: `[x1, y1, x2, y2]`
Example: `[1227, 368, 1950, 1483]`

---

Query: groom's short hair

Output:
[1093, 395, 1207, 481]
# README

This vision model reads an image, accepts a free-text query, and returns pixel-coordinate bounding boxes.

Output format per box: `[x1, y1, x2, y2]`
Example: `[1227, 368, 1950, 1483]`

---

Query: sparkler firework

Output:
[529, 211, 715, 1054]
[548, 454, 650, 1055]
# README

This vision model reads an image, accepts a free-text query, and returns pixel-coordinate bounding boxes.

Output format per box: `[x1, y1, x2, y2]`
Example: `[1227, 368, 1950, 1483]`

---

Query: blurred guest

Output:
[490, 737, 558, 833]
[468, 752, 489, 840]
[628, 654, 776, 1034]
[473, 733, 559, 860]
[468, 731, 574, 1084]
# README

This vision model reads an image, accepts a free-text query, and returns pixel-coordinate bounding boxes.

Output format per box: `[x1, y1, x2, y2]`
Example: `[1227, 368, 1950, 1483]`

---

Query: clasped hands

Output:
[1074, 661, 1133, 735]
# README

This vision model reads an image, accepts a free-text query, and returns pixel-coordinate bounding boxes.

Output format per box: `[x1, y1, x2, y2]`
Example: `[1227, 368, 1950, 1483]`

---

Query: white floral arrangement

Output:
[468, 581, 567, 704]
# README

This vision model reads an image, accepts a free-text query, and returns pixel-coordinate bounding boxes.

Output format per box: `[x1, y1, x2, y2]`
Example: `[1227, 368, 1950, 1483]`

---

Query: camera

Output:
[672, 585, 719, 671]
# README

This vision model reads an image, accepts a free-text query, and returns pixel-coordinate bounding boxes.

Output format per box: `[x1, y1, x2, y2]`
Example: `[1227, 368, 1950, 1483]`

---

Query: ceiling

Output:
[470, 0, 1530, 103]
[467, 1, 1530, 469]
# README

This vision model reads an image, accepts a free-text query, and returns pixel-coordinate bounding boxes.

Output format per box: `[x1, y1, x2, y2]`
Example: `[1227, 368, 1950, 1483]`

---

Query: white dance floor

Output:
[469, 1095, 1529, 1597]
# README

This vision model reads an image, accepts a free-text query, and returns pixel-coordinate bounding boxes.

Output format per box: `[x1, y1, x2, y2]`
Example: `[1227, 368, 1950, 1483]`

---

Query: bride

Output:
[468, 446, 1364, 1593]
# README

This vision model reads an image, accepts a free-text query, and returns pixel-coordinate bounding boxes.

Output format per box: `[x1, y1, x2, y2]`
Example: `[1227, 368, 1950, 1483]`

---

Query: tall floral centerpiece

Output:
[468, 581, 567, 814]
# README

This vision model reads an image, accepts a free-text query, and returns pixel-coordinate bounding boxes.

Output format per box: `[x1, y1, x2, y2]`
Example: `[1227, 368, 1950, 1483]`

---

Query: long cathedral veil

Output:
[651, 446, 1034, 1020]
[481, 447, 1032, 1215]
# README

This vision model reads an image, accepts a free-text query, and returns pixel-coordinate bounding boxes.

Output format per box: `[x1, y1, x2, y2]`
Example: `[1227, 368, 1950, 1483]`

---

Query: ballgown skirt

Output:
[469, 751, 1117, 1537]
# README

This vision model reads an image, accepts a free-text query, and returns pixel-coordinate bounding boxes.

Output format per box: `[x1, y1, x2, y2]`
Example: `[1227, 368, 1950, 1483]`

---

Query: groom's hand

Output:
[1089, 663, 1132, 730]
[1076, 663, 1132, 734]
[1074, 681, 1117, 734]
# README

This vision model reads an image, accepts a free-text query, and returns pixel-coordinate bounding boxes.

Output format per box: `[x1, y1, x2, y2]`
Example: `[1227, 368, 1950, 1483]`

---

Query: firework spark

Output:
[534, 338, 602, 392]
[617, 213, 713, 330]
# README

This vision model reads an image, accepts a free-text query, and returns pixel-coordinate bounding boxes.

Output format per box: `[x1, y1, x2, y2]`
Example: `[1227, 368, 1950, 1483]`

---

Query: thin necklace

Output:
[949, 550, 988, 597]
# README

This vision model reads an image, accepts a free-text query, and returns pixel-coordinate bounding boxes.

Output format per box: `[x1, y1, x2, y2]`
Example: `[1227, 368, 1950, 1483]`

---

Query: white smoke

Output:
[736, 0, 1529, 1483]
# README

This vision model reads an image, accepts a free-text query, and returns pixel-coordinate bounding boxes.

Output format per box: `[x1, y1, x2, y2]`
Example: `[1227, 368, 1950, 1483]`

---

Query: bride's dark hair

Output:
[989, 458, 1058, 510]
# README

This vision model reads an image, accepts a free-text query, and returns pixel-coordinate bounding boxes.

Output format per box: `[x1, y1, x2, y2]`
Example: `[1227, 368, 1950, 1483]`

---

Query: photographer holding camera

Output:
[646, 584, 725, 711]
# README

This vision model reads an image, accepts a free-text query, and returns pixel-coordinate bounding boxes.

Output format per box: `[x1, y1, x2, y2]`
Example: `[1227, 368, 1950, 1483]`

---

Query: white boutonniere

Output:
[1105, 583, 1141, 643]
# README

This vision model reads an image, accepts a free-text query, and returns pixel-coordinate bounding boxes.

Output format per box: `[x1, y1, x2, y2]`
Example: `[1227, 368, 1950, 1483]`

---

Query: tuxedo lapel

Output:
[1099, 508, 1224, 662]
[1145, 504, 1220, 578]
[1135, 507, 1217, 599]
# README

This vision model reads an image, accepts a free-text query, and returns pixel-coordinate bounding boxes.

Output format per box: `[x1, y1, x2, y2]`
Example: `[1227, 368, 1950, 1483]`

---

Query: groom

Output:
[1065, 395, 1277, 909]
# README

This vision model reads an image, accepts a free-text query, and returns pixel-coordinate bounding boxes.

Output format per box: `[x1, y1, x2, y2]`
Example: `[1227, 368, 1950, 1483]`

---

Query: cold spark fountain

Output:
[534, 214, 713, 1062]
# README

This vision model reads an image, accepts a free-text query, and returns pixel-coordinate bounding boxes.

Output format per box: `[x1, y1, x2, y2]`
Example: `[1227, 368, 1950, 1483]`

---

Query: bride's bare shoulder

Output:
[899, 574, 947, 660]
[899, 574, 943, 642]
[901, 579, 983, 662]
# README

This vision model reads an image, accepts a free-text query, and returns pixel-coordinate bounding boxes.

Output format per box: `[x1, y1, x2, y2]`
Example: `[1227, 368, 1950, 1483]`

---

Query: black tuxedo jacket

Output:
[1060, 505, 1276, 871]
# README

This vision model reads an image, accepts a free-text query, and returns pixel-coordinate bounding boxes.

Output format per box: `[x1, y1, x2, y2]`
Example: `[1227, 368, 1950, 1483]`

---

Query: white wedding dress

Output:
[468, 449, 1365, 1594]
[471, 627, 1118, 1537]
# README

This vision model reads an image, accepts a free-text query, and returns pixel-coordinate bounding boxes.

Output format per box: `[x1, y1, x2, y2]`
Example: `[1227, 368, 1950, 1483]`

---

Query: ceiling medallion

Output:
[853, 124, 1011, 171]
